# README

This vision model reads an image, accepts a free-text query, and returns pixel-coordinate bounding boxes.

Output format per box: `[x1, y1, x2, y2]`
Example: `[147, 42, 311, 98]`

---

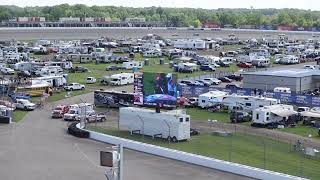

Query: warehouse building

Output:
[242, 69, 320, 92]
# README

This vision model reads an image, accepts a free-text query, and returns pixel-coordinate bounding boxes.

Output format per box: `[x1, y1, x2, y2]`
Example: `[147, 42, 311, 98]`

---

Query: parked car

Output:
[86, 77, 97, 84]
[1, 67, 14, 75]
[217, 61, 230, 67]
[190, 81, 205, 86]
[190, 128, 200, 136]
[69, 66, 88, 73]
[237, 62, 253, 68]
[52, 105, 70, 118]
[64, 83, 85, 91]
[203, 78, 221, 85]
[179, 80, 193, 86]
[225, 84, 240, 89]
[195, 80, 210, 86]
[230, 111, 251, 123]
[200, 65, 216, 71]
[227, 74, 243, 81]
[15, 99, 36, 111]
[218, 77, 232, 83]
[17, 70, 31, 77]
[106, 65, 122, 71]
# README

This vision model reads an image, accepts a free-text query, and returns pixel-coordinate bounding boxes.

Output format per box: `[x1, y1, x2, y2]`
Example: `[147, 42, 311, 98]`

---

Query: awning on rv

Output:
[300, 111, 320, 118]
[271, 109, 297, 117]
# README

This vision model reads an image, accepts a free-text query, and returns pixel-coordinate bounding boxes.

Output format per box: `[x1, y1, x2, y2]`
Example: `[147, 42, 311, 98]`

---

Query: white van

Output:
[274, 87, 291, 94]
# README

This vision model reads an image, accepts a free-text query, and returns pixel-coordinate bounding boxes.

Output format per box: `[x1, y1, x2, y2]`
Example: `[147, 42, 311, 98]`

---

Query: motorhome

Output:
[222, 95, 280, 112]
[110, 73, 134, 86]
[33, 75, 67, 87]
[176, 63, 198, 73]
[252, 104, 296, 126]
[66, 54, 93, 63]
[48, 61, 73, 69]
[122, 61, 144, 70]
[35, 66, 64, 77]
[220, 57, 235, 65]
[251, 57, 271, 67]
[279, 55, 299, 64]
[143, 50, 162, 57]
[198, 91, 228, 108]
[13, 62, 45, 72]
[119, 107, 190, 142]
[63, 103, 95, 121]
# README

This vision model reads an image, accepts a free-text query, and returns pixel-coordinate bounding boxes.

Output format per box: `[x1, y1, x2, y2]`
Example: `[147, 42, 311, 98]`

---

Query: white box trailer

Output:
[119, 107, 190, 142]
[222, 95, 280, 113]
[110, 73, 134, 86]
[174, 40, 206, 50]
[252, 104, 296, 126]
[198, 91, 228, 108]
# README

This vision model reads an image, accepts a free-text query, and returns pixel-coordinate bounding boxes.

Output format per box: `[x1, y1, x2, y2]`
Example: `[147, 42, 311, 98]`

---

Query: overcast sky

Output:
[1, 0, 319, 10]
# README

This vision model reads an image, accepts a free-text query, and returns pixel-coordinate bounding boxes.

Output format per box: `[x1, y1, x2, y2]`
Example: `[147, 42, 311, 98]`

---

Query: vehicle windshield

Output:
[54, 107, 62, 111]
[68, 110, 77, 114]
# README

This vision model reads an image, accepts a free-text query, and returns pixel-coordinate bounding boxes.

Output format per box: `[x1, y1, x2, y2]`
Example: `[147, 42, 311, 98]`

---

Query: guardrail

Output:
[78, 124, 307, 180]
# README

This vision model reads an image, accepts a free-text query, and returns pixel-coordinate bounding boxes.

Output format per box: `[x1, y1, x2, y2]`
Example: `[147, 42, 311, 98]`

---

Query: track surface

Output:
[0, 88, 251, 180]
[0, 27, 319, 40]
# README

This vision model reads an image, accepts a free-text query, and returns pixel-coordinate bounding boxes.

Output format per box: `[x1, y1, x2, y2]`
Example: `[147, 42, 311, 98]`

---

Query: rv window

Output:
[122, 77, 126, 80]
[256, 114, 259, 120]
[266, 117, 269, 121]
[266, 112, 269, 115]
[245, 103, 251, 107]
[259, 105, 263, 107]
[185, 117, 190, 122]
[179, 118, 183, 122]
[283, 117, 286, 121]
[202, 100, 205, 103]
[244, 98, 249, 100]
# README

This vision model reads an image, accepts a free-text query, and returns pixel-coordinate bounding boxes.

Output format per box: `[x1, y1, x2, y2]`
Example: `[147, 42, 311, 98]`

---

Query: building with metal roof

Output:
[242, 68, 320, 92]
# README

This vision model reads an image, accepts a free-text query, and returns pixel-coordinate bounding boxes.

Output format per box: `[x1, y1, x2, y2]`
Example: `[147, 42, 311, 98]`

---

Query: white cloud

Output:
[0, 0, 319, 10]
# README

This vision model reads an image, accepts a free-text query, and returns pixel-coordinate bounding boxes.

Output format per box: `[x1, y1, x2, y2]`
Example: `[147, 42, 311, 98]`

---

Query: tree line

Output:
[0, 4, 320, 27]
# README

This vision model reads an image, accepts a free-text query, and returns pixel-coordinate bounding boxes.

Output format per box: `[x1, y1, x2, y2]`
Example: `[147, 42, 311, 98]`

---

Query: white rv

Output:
[48, 61, 73, 69]
[110, 73, 134, 86]
[33, 75, 67, 87]
[122, 61, 144, 70]
[35, 66, 64, 77]
[119, 107, 190, 142]
[222, 95, 280, 112]
[143, 50, 162, 57]
[174, 40, 206, 50]
[252, 104, 296, 126]
[251, 57, 270, 67]
[198, 91, 228, 108]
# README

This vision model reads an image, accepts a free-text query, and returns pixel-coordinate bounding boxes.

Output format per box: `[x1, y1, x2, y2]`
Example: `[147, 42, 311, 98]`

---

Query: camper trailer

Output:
[251, 57, 271, 67]
[119, 107, 190, 142]
[33, 75, 67, 87]
[252, 104, 296, 126]
[198, 91, 228, 108]
[122, 61, 144, 70]
[222, 95, 280, 112]
[48, 61, 73, 69]
[143, 50, 162, 57]
[35, 66, 64, 77]
[174, 40, 206, 50]
[66, 54, 93, 63]
[110, 73, 134, 86]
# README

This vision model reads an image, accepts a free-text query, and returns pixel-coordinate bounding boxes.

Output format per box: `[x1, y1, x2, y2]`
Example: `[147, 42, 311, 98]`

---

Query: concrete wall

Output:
[80, 125, 307, 180]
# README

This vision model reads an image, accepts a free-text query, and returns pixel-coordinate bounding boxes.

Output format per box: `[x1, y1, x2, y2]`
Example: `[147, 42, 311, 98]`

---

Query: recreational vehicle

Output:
[252, 104, 296, 126]
[222, 95, 280, 112]
[33, 76, 67, 87]
[198, 91, 228, 108]
[122, 61, 144, 70]
[48, 61, 73, 69]
[35, 66, 64, 77]
[174, 40, 206, 50]
[251, 57, 271, 67]
[119, 107, 190, 142]
[143, 50, 162, 57]
[110, 73, 134, 86]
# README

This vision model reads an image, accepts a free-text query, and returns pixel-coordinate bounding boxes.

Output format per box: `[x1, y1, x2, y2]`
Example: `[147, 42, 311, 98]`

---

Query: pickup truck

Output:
[52, 105, 70, 118]
[64, 83, 85, 91]
[15, 99, 36, 111]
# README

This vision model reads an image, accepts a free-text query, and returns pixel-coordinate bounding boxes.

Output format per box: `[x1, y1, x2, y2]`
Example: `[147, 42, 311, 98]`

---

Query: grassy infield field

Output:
[13, 52, 320, 179]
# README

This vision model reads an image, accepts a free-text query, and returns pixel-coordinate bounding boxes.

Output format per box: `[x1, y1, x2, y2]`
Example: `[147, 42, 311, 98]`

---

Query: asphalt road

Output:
[0, 87, 251, 180]
[0, 27, 319, 40]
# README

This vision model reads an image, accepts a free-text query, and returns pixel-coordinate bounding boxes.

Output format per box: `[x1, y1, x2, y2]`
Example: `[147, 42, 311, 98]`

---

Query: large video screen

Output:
[134, 72, 178, 108]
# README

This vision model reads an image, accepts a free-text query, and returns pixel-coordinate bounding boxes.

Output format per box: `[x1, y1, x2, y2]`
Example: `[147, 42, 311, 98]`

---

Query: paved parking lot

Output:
[0, 87, 252, 180]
